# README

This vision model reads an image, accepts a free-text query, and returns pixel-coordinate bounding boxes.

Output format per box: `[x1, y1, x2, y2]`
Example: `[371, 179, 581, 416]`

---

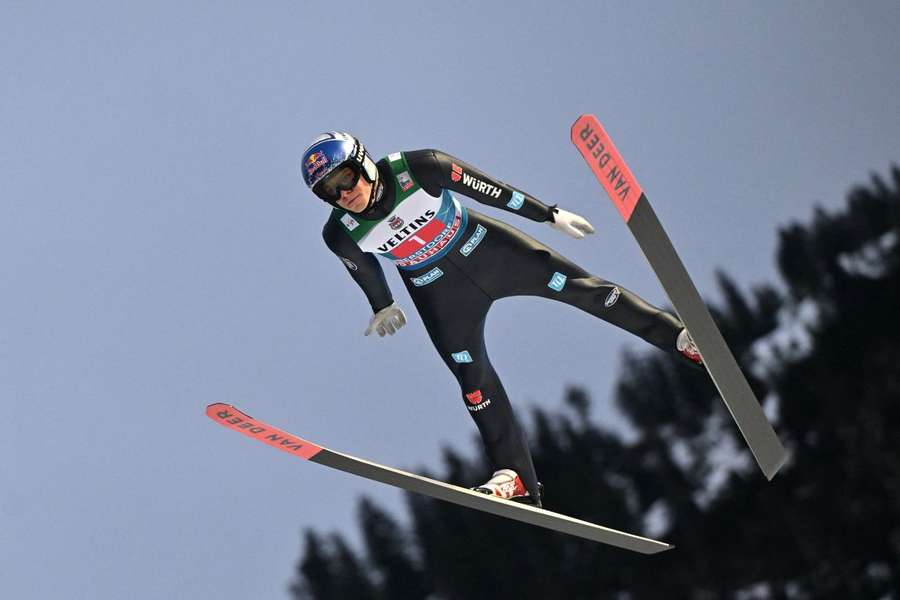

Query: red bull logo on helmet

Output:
[305, 151, 329, 180]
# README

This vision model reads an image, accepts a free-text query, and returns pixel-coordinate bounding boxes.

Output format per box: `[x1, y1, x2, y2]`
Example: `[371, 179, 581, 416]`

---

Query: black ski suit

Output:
[321, 149, 684, 501]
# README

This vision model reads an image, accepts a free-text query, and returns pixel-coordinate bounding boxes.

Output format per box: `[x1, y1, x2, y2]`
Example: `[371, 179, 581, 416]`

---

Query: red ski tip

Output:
[570, 114, 643, 223]
[205, 403, 323, 460]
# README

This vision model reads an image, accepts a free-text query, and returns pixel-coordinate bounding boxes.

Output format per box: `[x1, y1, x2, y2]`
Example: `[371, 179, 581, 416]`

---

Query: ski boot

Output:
[676, 327, 704, 368]
[472, 469, 544, 508]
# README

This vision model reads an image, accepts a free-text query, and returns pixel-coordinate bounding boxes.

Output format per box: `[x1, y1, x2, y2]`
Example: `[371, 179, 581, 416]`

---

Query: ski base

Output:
[570, 114, 788, 479]
[206, 403, 673, 554]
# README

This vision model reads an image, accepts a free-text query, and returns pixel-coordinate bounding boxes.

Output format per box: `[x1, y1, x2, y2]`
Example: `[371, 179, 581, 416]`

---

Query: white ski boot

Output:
[676, 327, 704, 367]
[472, 469, 543, 507]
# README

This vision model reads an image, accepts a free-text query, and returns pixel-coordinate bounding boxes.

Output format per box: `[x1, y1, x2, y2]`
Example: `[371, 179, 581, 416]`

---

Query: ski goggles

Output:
[313, 164, 361, 202]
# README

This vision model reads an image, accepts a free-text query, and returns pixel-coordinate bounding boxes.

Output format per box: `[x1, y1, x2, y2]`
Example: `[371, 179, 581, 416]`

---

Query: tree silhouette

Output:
[290, 166, 900, 599]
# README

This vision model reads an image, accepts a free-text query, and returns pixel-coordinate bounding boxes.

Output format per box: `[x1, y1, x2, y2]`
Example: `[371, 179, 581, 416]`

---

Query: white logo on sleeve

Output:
[605, 286, 620, 307]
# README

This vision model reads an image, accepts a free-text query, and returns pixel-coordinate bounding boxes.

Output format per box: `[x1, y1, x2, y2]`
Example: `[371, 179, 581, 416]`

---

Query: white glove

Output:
[364, 302, 407, 337]
[548, 208, 595, 239]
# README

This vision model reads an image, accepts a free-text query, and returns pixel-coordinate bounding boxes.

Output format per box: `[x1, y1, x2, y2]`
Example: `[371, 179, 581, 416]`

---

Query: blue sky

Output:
[2, 2, 899, 598]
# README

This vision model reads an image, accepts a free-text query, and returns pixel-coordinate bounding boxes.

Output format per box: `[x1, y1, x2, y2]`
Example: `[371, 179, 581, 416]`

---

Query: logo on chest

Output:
[341, 213, 359, 231]
[375, 209, 438, 252]
[396, 171, 414, 192]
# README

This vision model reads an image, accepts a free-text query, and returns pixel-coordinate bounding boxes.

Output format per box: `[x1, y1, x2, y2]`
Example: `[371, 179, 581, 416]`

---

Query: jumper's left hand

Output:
[549, 208, 595, 239]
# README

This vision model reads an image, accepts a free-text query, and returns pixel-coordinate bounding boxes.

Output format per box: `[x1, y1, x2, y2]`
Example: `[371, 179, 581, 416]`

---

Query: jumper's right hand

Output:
[364, 302, 407, 337]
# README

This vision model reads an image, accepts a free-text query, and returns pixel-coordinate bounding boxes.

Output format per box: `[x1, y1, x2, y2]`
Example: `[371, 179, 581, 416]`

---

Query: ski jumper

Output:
[322, 150, 684, 499]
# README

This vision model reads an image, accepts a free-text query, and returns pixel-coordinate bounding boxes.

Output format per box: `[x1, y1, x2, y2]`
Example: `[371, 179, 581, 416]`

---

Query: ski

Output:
[206, 403, 673, 554]
[570, 114, 788, 480]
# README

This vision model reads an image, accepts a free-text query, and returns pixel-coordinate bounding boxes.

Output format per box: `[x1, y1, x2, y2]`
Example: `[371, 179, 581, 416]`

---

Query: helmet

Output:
[301, 131, 379, 205]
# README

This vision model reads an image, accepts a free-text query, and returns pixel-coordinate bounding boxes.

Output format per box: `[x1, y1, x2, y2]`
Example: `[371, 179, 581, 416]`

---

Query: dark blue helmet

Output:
[301, 131, 378, 202]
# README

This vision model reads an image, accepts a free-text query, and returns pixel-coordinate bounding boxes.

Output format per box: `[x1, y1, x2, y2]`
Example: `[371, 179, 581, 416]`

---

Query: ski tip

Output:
[205, 403, 251, 421]
[570, 114, 599, 138]
[205, 403, 324, 460]
[569, 115, 643, 223]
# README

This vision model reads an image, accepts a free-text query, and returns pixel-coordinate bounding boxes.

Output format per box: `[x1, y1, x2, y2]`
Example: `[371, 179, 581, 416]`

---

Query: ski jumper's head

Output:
[301, 131, 379, 213]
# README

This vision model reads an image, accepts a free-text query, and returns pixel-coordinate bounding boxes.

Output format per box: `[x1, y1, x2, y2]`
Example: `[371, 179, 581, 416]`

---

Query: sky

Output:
[2, 1, 899, 598]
